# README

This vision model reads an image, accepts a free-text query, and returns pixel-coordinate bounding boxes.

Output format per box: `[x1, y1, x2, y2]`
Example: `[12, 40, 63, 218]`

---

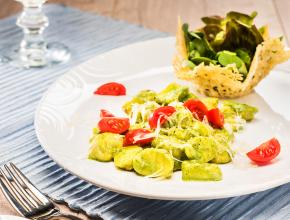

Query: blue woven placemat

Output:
[1, 4, 290, 220]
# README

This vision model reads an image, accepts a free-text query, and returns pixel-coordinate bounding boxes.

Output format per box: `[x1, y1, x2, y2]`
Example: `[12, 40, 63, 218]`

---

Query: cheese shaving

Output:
[132, 132, 156, 143]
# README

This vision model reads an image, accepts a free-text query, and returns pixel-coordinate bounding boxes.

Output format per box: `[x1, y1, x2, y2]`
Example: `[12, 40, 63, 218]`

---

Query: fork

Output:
[0, 162, 93, 220]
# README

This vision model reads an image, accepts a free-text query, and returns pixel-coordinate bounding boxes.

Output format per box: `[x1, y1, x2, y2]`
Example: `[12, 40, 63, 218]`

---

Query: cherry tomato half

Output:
[98, 117, 130, 134]
[247, 138, 281, 165]
[94, 82, 126, 96]
[124, 129, 154, 146]
[100, 109, 115, 118]
[183, 99, 208, 121]
[149, 106, 176, 129]
[206, 108, 224, 128]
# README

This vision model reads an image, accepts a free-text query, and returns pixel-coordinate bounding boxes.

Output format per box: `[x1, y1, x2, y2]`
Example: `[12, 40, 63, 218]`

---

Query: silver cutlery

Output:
[0, 162, 91, 220]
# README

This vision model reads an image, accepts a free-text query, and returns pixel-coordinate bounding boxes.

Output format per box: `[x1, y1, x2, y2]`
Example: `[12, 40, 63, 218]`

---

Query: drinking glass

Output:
[0, 0, 70, 68]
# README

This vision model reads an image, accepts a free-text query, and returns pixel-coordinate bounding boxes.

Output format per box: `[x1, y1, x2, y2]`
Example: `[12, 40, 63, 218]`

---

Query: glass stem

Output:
[16, 3, 48, 67]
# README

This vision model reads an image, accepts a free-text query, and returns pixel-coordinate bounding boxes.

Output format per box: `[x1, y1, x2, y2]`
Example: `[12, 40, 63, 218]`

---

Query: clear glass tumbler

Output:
[0, 0, 70, 68]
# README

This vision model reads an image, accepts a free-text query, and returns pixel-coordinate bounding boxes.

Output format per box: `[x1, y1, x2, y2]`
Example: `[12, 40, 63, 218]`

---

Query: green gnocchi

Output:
[88, 83, 258, 181]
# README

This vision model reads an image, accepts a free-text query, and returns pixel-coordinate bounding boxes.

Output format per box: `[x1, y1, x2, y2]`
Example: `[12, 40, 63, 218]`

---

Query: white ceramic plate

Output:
[35, 37, 290, 200]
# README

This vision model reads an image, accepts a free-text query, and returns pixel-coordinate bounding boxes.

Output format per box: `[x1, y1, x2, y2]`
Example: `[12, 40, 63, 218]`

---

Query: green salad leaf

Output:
[211, 19, 263, 57]
[226, 11, 257, 27]
[183, 11, 264, 80]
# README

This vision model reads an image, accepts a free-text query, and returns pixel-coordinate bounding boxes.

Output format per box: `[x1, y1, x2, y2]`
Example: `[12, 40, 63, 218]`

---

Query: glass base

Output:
[46, 42, 71, 65]
[0, 42, 70, 68]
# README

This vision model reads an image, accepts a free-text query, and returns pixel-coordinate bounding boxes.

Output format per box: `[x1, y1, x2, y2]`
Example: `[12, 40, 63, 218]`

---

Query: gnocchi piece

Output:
[133, 148, 174, 178]
[88, 133, 123, 162]
[182, 160, 222, 181]
[114, 146, 142, 171]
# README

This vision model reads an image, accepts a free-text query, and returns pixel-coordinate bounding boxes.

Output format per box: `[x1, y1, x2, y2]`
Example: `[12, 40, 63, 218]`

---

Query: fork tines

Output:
[0, 162, 54, 217]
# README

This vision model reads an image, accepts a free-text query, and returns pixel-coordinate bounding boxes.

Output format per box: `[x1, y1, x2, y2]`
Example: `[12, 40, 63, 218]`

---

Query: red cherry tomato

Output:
[183, 99, 208, 121]
[94, 82, 126, 96]
[206, 108, 224, 128]
[149, 106, 176, 129]
[124, 129, 154, 146]
[98, 117, 129, 134]
[100, 109, 115, 118]
[247, 138, 281, 165]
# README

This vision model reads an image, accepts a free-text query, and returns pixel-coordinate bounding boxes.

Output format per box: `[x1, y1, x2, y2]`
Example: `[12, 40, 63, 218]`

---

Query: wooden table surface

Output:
[0, 0, 289, 218]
